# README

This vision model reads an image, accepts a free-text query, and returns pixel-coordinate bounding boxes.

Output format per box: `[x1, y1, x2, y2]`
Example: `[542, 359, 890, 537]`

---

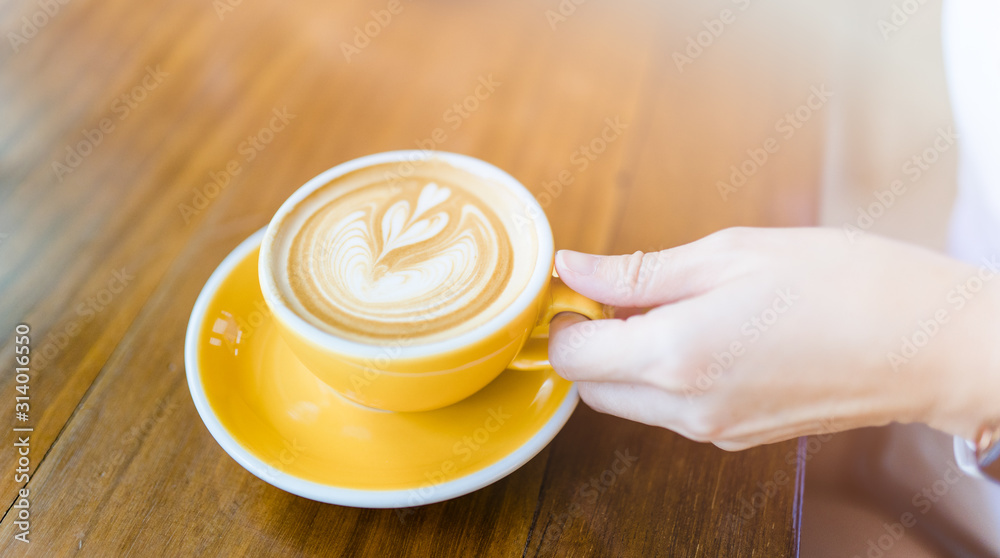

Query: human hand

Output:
[548, 227, 1000, 450]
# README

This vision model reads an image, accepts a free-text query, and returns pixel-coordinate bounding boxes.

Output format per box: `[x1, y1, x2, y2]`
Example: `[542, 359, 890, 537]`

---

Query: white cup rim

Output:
[258, 150, 554, 360]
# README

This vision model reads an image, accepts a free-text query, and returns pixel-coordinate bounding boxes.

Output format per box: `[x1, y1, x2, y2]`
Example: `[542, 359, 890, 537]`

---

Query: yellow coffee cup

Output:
[258, 151, 606, 412]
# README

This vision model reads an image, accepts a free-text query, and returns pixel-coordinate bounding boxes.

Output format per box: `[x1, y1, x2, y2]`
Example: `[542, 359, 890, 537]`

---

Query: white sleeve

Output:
[943, 0, 1000, 263]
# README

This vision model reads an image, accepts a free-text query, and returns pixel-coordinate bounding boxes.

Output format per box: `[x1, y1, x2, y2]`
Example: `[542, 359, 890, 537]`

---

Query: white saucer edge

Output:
[183, 228, 581, 508]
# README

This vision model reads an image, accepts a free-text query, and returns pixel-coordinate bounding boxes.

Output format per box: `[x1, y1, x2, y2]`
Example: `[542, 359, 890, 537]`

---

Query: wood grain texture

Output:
[0, 0, 829, 555]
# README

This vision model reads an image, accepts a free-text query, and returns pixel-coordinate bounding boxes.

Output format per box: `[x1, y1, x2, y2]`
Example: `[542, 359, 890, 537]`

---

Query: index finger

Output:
[554, 228, 757, 308]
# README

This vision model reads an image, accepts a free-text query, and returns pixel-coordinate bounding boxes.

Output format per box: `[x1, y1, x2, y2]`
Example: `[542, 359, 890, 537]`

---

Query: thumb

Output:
[554, 246, 721, 307]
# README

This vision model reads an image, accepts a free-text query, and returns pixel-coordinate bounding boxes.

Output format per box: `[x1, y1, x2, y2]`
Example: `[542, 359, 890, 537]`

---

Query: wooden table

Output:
[0, 0, 829, 555]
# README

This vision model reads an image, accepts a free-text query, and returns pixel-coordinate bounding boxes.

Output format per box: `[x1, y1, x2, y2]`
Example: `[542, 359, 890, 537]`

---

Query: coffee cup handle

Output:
[508, 277, 610, 371]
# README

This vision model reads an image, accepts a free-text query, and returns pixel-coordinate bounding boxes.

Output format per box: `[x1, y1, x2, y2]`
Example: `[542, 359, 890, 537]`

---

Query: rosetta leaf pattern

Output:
[377, 182, 451, 264]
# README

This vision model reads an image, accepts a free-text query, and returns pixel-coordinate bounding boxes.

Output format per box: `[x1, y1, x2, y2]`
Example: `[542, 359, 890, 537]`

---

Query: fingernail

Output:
[558, 250, 598, 276]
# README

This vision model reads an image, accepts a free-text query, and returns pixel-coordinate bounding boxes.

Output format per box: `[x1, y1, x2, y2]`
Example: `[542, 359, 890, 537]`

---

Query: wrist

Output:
[925, 280, 1000, 441]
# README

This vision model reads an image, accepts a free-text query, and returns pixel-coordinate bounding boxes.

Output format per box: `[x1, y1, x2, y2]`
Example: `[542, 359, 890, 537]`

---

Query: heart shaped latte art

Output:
[287, 179, 514, 341]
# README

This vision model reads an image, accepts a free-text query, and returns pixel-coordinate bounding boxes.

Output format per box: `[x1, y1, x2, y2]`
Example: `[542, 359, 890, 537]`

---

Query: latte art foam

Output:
[271, 160, 537, 344]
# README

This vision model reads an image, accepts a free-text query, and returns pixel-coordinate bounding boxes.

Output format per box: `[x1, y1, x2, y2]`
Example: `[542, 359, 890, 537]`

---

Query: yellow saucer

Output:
[184, 229, 578, 508]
